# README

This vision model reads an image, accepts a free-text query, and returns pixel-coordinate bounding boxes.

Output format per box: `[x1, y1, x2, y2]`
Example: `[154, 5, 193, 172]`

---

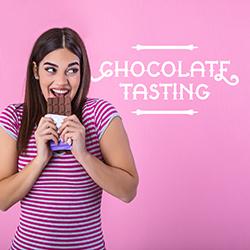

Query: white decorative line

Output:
[132, 109, 198, 116]
[132, 44, 198, 51]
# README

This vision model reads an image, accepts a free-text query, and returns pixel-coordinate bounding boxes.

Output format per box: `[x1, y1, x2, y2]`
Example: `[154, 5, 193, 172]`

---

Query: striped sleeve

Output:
[94, 98, 122, 141]
[0, 104, 18, 140]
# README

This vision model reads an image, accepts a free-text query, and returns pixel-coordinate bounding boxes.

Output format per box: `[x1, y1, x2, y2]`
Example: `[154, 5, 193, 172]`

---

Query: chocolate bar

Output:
[47, 96, 72, 116]
[45, 96, 72, 152]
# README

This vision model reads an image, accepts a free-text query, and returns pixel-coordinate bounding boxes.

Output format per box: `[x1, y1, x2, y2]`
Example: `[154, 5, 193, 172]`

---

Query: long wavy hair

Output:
[17, 27, 91, 155]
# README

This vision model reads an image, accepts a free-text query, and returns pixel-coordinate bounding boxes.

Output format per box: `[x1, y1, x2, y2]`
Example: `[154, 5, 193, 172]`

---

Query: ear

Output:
[32, 61, 39, 79]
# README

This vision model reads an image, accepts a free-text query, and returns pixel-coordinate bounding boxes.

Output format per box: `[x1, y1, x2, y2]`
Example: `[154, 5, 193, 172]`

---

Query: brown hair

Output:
[17, 27, 91, 155]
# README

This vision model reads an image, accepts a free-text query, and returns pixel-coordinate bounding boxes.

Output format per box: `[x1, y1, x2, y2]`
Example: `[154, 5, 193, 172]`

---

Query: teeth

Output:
[52, 89, 69, 94]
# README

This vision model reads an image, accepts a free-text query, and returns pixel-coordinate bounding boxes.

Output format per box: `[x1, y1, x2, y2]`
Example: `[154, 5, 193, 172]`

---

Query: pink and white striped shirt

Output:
[0, 97, 121, 250]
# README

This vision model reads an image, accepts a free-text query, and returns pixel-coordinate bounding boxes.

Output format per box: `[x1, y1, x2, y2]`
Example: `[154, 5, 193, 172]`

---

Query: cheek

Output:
[39, 80, 51, 98]
[71, 76, 81, 90]
[39, 68, 49, 80]
[39, 79, 50, 90]
[39, 72, 52, 86]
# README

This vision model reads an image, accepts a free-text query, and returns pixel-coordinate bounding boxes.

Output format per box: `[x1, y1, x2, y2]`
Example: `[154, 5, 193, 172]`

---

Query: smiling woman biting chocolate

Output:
[0, 27, 139, 250]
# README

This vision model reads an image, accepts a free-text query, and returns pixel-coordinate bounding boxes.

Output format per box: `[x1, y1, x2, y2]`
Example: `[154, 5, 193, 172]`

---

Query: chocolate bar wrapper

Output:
[45, 113, 72, 151]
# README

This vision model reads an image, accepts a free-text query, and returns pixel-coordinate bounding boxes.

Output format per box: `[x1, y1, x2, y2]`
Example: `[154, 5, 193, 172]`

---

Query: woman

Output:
[0, 27, 139, 250]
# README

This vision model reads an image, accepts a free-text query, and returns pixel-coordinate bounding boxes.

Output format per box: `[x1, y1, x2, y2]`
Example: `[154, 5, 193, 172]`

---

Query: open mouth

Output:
[50, 89, 70, 98]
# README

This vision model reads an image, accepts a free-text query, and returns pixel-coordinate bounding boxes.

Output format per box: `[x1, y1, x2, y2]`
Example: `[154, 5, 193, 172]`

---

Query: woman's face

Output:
[34, 48, 81, 101]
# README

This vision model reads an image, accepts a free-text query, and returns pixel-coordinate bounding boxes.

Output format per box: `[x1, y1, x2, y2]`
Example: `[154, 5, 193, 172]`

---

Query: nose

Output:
[56, 72, 69, 86]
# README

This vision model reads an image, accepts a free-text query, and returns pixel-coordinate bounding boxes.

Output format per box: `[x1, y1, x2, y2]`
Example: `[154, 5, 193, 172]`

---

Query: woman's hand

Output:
[58, 115, 88, 162]
[34, 117, 58, 167]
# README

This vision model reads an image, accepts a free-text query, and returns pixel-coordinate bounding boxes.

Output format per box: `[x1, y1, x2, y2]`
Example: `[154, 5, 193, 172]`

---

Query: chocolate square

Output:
[47, 96, 72, 116]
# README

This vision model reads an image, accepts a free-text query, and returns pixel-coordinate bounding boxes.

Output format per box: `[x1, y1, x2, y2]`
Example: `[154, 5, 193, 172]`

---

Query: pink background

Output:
[0, 1, 249, 249]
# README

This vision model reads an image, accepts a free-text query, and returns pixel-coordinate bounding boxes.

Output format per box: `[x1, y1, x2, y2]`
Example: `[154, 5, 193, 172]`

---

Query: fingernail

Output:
[67, 138, 72, 145]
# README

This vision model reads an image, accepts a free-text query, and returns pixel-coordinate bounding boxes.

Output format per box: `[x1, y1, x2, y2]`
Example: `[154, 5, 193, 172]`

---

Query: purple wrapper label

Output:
[49, 139, 72, 151]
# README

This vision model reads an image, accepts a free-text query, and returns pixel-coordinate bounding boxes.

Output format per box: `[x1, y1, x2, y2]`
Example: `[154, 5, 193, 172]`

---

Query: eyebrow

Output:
[43, 61, 80, 67]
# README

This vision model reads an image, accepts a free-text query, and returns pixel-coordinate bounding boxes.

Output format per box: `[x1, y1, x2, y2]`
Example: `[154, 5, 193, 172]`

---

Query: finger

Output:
[40, 117, 54, 125]
[61, 126, 85, 140]
[39, 118, 57, 130]
[58, 121, 79, 134]
[64, 132, 75, 145]
[63, 115, 81, 126]
[65, 131, 84, 143]
[38, 124, 57, 135]
[40, 127, 59, 139]
[60, 127, 75, 142]
[64, 114, 79, 122]
[42, 121, 57, 132]
[62, 118, 80, 126]
[43, 133, 59, 145]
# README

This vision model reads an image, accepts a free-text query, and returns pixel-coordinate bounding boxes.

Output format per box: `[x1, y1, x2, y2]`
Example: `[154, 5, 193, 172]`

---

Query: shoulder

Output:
[0, 103, 23, 118]
[84, 97, 121, 141]
[83, 97, 120, 115]
[84, 96, 112, 106]
[0, 103, 23, 140]
[5, 103, 23, 112]
[92, 97, 119, 113]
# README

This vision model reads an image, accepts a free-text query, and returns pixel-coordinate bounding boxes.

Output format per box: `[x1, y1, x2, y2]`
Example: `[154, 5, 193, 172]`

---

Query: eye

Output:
[66, 68, 79, 75]
[45, 67, 56, 73]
